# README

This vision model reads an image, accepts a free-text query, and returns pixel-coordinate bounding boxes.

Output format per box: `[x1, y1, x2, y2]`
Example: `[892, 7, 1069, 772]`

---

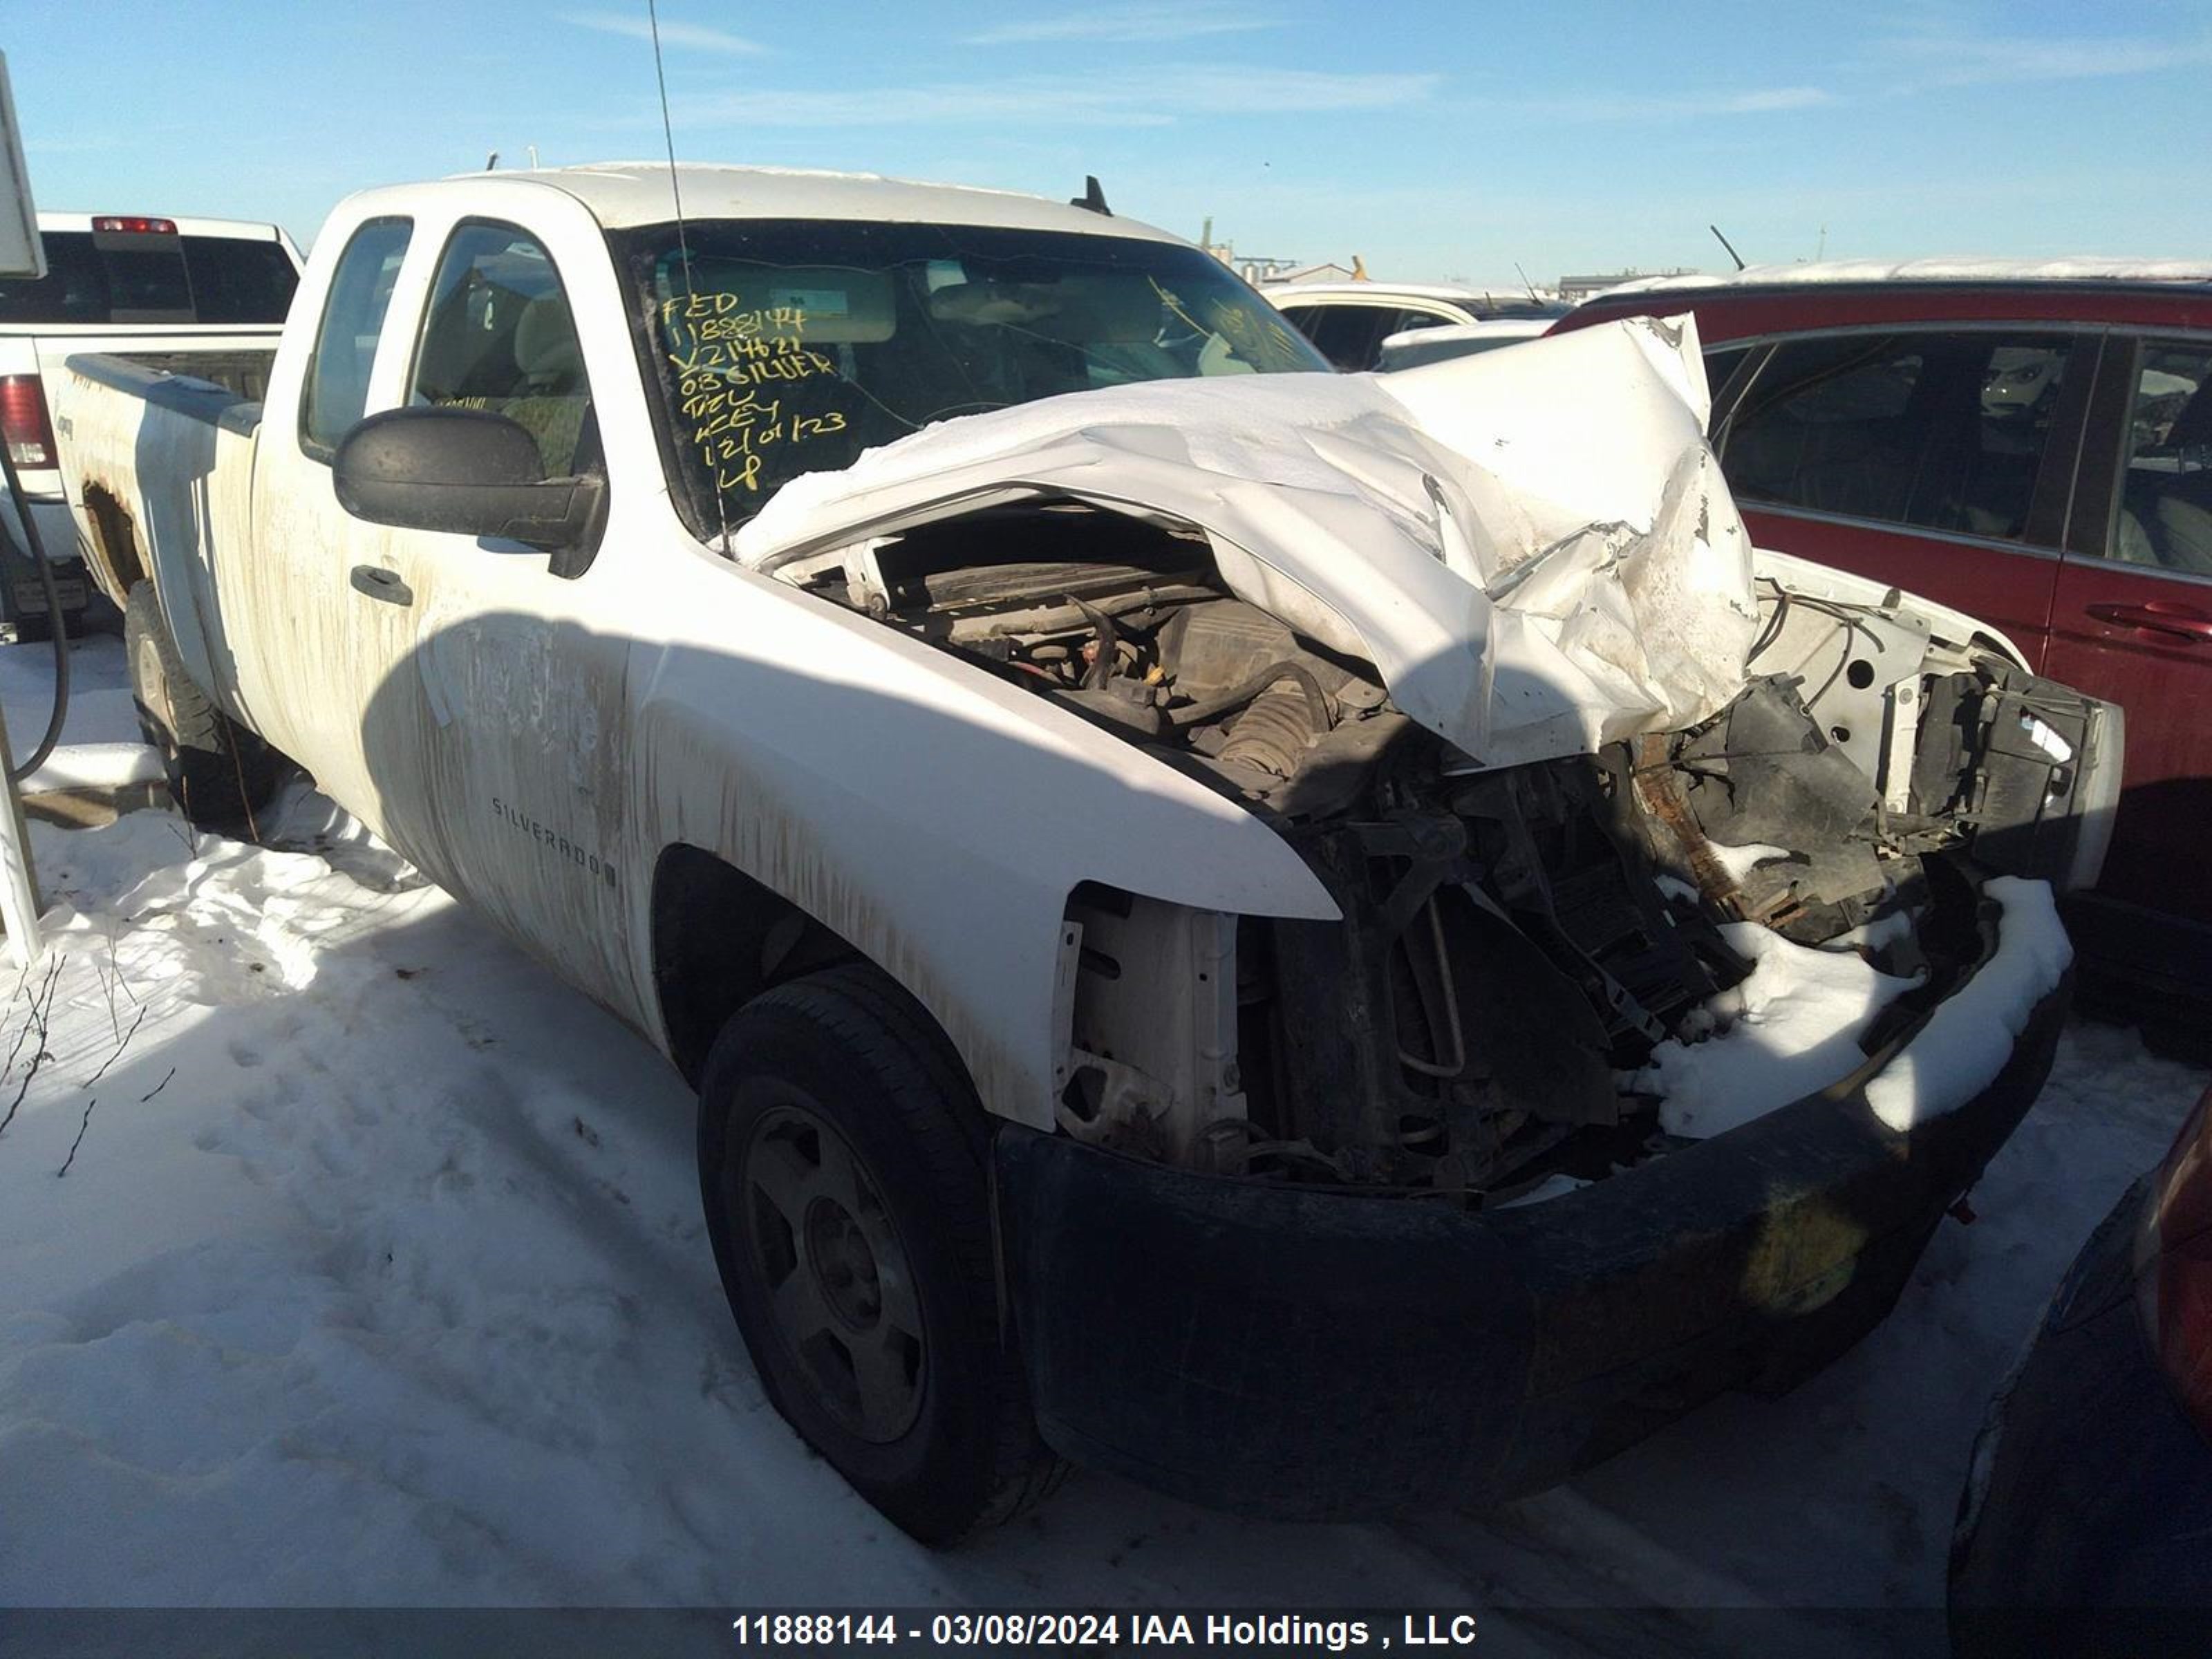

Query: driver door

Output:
[337, 216, 636, 1000]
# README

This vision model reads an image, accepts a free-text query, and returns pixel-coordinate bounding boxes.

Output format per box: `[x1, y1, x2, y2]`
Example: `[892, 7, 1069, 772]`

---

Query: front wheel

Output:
[697, 964, 1062, 1544]
[123, 582, 285, 838]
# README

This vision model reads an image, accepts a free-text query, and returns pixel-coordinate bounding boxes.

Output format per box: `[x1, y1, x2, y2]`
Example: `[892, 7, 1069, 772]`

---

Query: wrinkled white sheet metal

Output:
[738, 315, 1761, 769]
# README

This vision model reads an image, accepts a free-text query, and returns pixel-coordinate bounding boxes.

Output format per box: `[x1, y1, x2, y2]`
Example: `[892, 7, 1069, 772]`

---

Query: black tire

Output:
[123, 581, 285, 838]
[698, 963, 1063, 1544]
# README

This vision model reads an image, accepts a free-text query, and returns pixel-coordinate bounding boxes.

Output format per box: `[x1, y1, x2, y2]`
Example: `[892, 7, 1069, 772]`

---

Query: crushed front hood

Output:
[733, 315, 1759, 768]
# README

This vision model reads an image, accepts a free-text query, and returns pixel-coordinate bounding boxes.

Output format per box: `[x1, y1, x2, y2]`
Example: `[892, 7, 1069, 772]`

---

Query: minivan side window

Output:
[1721, 331, 2075, 545]
[300, 217, 413, 460]
[2104, 341, 2212, 576]
[409, 223, 594, 478]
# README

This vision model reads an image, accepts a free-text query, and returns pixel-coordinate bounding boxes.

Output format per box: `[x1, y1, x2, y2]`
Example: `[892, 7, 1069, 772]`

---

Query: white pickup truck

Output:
[51, 164, 2120, 1542]
[0, 211, 299, 637]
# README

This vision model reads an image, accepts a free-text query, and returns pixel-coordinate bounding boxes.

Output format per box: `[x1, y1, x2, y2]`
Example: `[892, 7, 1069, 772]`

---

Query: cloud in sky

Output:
[965, 5, 1282, 46]
[662, 65, 1436, 129]
[1875, 28, 2212, 88]
[563, 9, 767, 56]
[1521, 84, 1835, 123]
[1721, 86, 1835, 113]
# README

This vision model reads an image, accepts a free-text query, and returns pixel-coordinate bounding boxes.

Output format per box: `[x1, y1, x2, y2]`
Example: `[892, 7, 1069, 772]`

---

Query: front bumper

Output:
[995, 965, 2070, 1522]
[1949, 1179, 2212, 1649]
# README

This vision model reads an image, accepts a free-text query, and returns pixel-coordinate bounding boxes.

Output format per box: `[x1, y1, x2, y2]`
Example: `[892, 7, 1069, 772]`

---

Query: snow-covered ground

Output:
[0, 632, 156, 793]
[0, 637, 2204, 1642]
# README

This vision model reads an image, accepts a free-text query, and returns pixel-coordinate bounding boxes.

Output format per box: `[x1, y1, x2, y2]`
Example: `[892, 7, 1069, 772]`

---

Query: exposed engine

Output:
[793, 503, 2106, 1201]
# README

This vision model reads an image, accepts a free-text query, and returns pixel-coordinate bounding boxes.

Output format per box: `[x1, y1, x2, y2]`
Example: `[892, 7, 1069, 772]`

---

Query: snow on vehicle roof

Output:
[1598, 256, 2212, 299]
[1379, 317, 1552, 347]
[462, 162, 1188, 242]
[1264, 281, 1507, 304]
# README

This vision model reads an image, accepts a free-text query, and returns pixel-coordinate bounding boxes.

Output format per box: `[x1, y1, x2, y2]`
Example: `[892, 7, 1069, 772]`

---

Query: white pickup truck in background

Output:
[0, 211, 299, 637]
[45, 162, 2119, 1544]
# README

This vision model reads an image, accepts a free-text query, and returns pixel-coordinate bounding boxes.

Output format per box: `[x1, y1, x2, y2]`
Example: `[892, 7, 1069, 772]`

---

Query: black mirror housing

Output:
[333, 407, 604, 560]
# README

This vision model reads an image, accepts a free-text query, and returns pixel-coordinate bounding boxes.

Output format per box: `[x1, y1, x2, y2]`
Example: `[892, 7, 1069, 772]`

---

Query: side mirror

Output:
[332, 406, 603, 556]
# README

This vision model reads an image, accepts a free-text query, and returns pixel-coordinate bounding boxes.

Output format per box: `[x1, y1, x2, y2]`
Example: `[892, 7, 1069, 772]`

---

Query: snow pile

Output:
[1638, 878, 2074, 1140]
[0, 798, 930, 1606]
[1636, 923, 1919, 1138]
[1864, 877, 2072, 1133]
[18, 742, 162, 791]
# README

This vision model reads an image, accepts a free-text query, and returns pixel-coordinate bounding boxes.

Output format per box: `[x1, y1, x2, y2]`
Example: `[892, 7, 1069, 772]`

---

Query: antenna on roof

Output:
[484, 151, 500, 171]
[1070, 176, 1112, 216]
[646, 0, 732, 554]
[1513, 261, 1540, 303]
[1709, 223, 1746, 271]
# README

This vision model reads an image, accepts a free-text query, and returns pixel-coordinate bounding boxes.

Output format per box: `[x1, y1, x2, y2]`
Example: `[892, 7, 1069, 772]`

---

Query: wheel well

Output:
[78, 482, 147, 604]
[650, 844, 865, 1086]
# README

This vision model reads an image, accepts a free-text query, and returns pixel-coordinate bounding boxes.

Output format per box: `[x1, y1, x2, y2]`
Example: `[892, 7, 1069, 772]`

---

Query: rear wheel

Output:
[697, 964, 1062, 1544]
[124, 581, 285, 838]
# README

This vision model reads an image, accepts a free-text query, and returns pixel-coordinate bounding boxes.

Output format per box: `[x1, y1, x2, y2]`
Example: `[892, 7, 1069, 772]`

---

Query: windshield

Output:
[608, 218, 1328, 536]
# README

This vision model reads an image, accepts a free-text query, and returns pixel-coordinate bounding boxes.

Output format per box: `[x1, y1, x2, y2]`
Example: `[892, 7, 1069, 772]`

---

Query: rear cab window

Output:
[0, 227, 298, 325]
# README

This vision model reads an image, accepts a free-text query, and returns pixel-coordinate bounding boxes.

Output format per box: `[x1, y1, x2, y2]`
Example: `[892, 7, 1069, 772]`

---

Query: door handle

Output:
[2086, 601, 2212, 641]
[350, 565, 413, 607]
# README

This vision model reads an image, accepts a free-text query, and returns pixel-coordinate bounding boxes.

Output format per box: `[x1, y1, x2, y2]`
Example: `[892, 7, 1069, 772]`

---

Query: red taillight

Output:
[91, 216, 177, 235]
[2144, 1085, 2212, 1432]
[0, 375, 55, 469]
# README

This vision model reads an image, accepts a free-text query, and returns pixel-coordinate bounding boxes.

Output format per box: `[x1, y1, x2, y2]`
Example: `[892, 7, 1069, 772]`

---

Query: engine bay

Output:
[786, 502, 2107, 1201]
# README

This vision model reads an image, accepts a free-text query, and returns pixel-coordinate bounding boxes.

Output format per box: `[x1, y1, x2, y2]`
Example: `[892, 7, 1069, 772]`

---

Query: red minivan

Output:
[1561, 264, 2212, 1013]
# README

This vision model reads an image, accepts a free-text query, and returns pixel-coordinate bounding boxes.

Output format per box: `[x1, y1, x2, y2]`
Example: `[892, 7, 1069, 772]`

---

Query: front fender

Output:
[624, 542, 1337, 1129]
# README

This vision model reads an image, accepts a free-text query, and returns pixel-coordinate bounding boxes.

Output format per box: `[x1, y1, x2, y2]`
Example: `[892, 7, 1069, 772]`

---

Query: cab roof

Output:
[444, 162, 1188, 244]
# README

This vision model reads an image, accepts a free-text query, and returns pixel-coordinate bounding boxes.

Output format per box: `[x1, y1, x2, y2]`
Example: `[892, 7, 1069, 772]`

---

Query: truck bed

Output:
[3, 329, 281, 635]
[48, 350, 263, 702]
[84, 347, 276, 404]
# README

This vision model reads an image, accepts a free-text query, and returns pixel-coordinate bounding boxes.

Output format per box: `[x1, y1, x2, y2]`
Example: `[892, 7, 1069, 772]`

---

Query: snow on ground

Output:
[0, 633, 146, 792]
[0, 639, 2205, 1643]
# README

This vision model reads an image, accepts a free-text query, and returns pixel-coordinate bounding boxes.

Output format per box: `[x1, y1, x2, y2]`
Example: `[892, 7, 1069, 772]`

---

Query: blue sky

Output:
[12, 1, 2211, 283]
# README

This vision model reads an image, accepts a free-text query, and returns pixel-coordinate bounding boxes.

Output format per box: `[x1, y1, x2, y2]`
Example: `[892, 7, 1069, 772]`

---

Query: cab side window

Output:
[1722, 330, 2076, 544]
[2105, 341, 2212, 576]
[300, 217, 411, 460]
[410, 223, 595, 478]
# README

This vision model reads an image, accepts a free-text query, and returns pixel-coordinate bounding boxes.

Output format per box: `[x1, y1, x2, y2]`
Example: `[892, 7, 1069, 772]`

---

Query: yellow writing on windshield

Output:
[662, 294, 848, 493]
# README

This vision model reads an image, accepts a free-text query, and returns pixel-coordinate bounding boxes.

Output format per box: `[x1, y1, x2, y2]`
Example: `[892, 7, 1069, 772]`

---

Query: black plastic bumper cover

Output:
[995, 979, 2070, 1521]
